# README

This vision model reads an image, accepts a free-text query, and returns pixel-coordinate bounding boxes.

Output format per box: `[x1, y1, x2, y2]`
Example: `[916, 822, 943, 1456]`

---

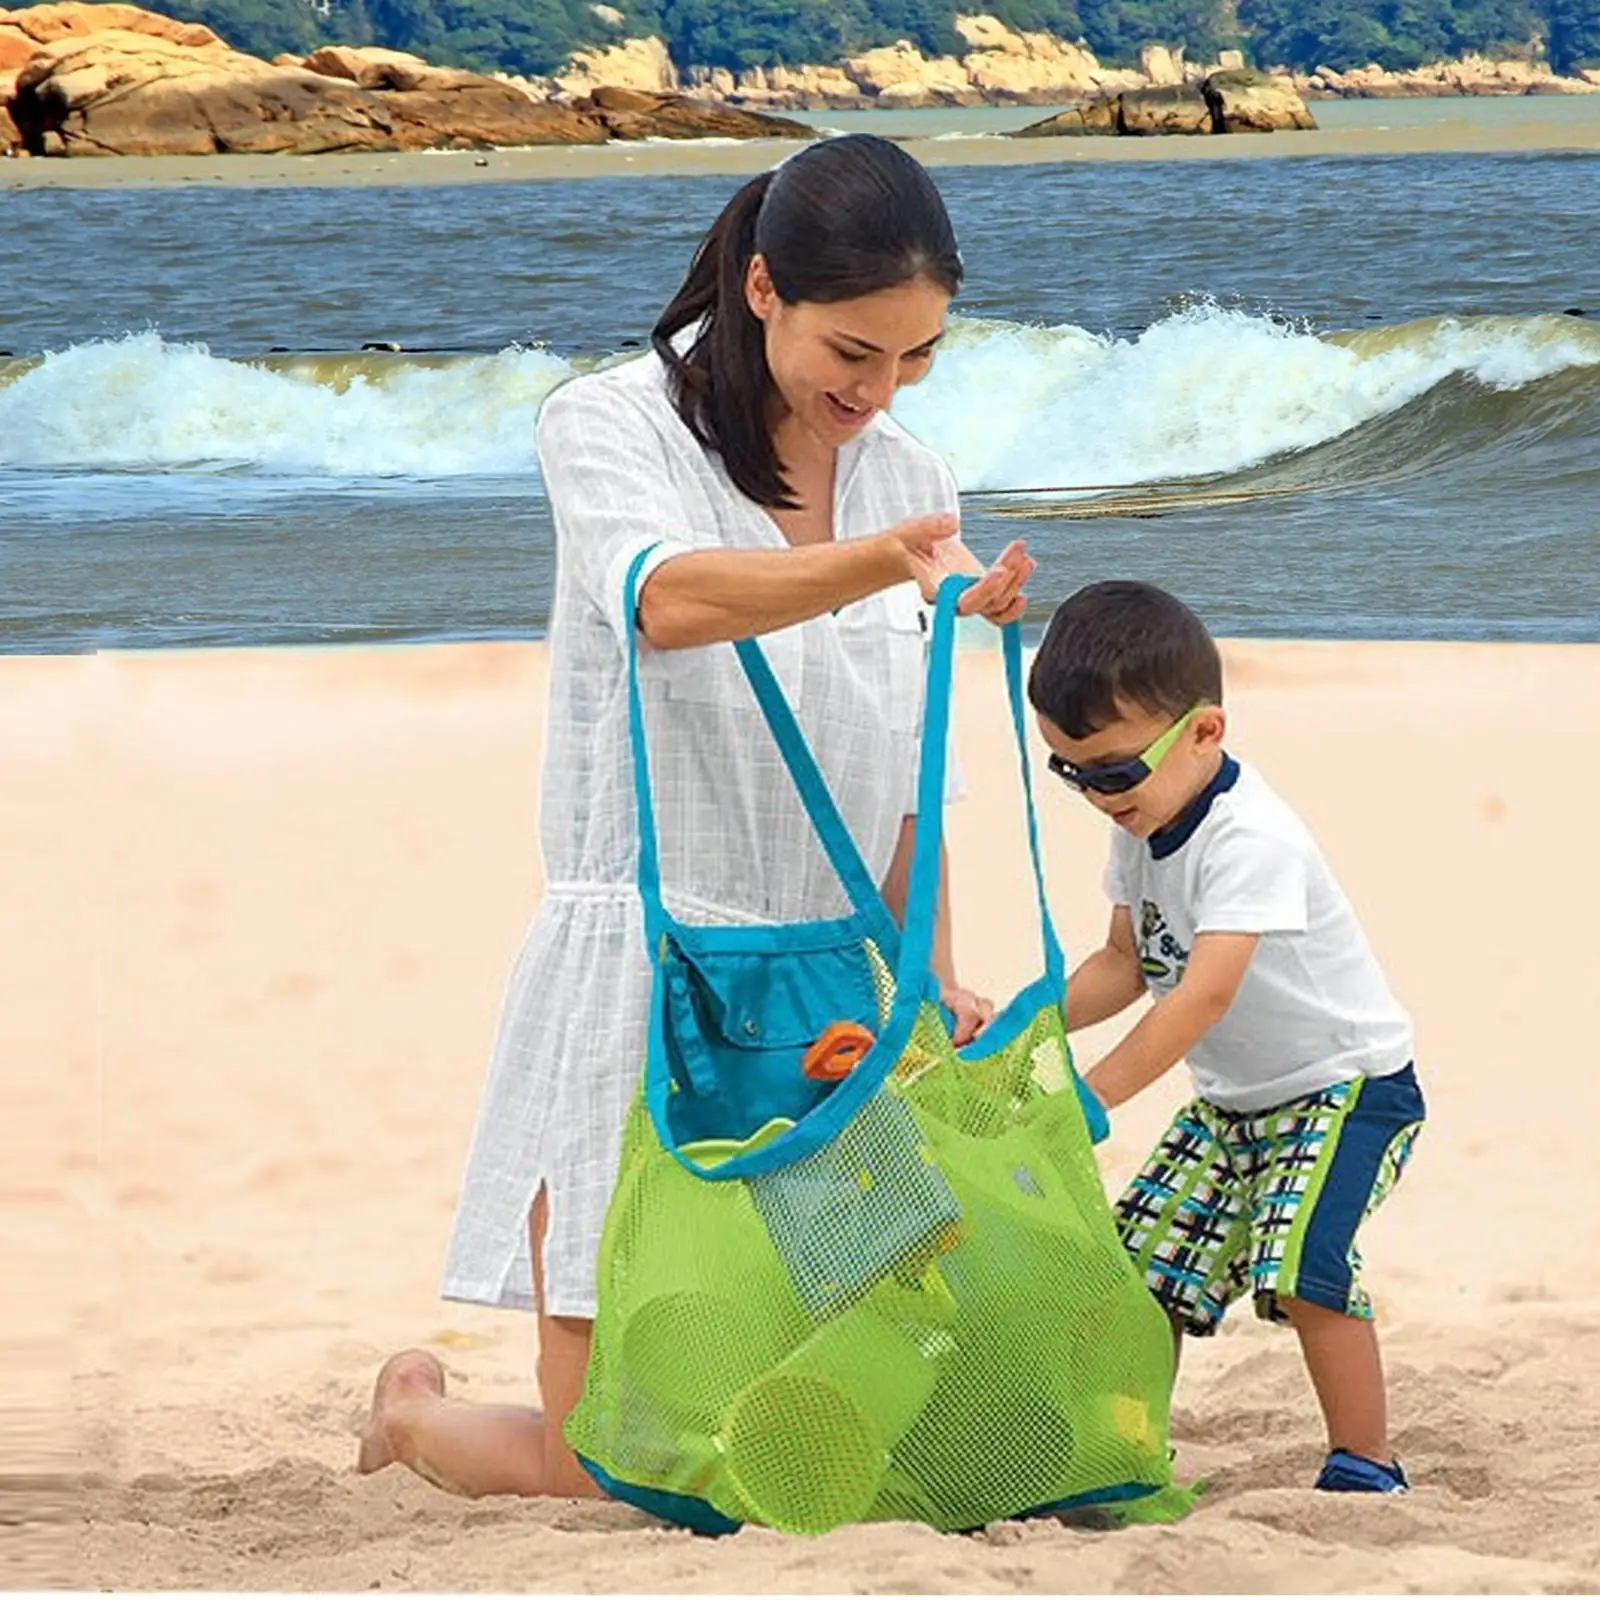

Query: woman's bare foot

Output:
[357, 1348, 447, 1476]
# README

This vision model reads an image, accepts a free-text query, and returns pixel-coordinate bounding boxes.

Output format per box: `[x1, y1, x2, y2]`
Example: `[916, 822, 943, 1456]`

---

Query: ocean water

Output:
[2, 133, 1598, 651]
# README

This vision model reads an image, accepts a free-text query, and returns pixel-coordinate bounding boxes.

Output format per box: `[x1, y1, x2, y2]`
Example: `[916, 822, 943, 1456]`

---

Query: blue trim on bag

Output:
[663, 912, 877, 956]
[581, 1452, 1160, 1536]
[954, 971, 1108, 1144]
[957, 970, 1060, 1058]
[1010, 1479, 1166, 1524]
[578, 1456, 741, 1536]
[949, 627, 1103, 1143]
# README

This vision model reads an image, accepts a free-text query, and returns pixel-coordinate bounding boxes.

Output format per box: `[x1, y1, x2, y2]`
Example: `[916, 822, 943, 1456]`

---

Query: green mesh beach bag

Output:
[564, 557, 1194, 1535]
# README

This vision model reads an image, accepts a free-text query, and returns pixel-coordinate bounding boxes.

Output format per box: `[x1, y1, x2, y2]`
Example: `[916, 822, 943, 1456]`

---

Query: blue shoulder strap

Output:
[623, 547, 896, 943]
[890, 574, 965, 1003]
[623, 546, 669, 942]
[1003, 620, 1066, 985]
[732, 636, 899, 945]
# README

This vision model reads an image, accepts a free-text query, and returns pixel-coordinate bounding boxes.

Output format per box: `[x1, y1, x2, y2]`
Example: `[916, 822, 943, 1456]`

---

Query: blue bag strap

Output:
[889, 572, 969, 1009]
[1002, 619, 1066, 985]
[891, 597, 1064, 990]
[623, 545, 897, 942]
[624, 545, 668, 941]
[732, 636, 898, 942]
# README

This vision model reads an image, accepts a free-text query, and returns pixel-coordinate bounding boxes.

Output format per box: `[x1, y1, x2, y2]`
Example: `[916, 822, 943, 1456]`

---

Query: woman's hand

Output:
[941, 982, 996, 1047]
[955, 538, 1033, 626]
[892, 520, 1034, 627]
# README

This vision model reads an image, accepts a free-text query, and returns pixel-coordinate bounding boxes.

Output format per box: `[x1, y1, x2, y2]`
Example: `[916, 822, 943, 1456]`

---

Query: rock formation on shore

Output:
[674, 17, 1151, 110]
[668, 17, 1596, 109]
[1295, 53, 1600, 97]
[1012, 66, 1317, 137]
[4, 4, 1595, 158]
[0, 2, 809, 157]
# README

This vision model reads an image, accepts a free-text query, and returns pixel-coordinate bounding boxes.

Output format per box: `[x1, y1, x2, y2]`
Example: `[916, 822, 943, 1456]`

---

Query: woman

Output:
[358, 134, 1034, 1498]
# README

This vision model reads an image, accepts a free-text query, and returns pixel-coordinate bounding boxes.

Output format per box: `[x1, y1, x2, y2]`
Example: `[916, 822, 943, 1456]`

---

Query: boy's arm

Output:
[1064, 906, 1145, 1031]
[1085, 931, 1259, 1110]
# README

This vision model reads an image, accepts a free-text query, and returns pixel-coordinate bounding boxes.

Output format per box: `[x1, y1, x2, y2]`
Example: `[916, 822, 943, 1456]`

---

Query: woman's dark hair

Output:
[652, 134, 962, 508]
[1028, 581, 1224, 738]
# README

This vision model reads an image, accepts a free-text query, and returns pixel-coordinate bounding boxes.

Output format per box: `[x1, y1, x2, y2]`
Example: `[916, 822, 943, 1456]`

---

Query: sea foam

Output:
[3, 309, 1595, 485]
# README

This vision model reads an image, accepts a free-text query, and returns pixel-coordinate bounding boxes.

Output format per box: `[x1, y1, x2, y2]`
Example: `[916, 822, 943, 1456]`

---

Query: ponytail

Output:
[652, 171, 786, 505]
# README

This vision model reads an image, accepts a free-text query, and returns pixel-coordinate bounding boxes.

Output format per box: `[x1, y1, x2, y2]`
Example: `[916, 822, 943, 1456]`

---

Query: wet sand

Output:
[6, 109, 1600, 191]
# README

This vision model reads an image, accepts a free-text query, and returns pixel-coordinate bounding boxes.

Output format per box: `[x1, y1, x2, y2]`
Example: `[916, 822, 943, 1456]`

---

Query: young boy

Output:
[1028, 580, 1425, 1494]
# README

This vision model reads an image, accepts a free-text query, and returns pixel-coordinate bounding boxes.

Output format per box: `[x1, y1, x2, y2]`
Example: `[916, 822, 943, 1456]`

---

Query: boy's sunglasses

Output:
[1047, 705, 1205, 796]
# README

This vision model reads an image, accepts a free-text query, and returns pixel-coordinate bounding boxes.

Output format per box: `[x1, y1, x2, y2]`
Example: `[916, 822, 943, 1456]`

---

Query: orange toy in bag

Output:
[803, 1022, 878, 1082]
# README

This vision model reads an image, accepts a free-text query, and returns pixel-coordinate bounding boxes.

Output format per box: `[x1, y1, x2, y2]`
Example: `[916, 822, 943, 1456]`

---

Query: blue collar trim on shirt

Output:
[1147, 754, 1240, 861]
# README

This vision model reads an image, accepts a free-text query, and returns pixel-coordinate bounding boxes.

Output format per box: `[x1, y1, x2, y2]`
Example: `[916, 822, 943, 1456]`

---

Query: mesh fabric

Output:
[566, 989, 1189, 1533]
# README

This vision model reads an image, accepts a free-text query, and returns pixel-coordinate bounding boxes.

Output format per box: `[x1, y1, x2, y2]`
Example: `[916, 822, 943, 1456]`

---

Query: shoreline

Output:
[8, 113, 1600, 189]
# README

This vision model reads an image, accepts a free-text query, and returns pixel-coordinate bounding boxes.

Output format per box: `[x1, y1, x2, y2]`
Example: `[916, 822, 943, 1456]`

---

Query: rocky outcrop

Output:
[1, 2, 218, 48]
[954, 13, 1135, 102]
[300, 44, 433, 90]
[294, 41, 608, 147]
[0, 4, 816, 156]
[762, 62, 865, 106]
[1008, 97, 1117, 135]
[1117, 82, 1212, 133]
[9, 2, 1594, 157]
[380, 80, 604, 149]
[666, 12, 1600, 111]
[1, 24, 39, 68]
[684, 59, 869, 108]
[1011, 69, 1316, 137]
[552, 33, 675, 99]
[842, 39, 981, 106]
[1138, 43, 1184, 86]
[1203, 67, 1317, 131]
[1297, 54, 1600, 97]
[10, 29, 398, 154]
[574, 83, 811, 140]
[679, 16, 1146, 111]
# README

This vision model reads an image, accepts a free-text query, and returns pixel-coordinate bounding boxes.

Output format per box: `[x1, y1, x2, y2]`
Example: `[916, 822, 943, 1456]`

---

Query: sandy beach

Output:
[6, 106, 1600, 190]
[16, 636, 1600, 1591]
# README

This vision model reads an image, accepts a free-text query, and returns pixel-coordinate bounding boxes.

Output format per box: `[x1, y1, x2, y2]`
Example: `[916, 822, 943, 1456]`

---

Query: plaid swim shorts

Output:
[1114, 1064, 1425, 1336]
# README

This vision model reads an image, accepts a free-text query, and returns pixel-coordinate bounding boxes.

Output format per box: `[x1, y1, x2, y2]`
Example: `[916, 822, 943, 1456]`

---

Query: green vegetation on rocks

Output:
[143, 0, 1600, 80]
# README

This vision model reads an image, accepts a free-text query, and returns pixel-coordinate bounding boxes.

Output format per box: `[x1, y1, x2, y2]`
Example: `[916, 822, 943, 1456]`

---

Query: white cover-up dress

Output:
[440, 347, 959, 1318]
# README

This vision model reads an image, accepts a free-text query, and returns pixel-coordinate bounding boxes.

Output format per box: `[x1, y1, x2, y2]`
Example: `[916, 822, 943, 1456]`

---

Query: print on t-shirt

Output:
[1139, 898, 1188, 986]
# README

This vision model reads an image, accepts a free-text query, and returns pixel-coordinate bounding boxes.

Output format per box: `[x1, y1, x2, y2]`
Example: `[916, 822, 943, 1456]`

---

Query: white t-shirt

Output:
[1104, 757, 1413, 1113]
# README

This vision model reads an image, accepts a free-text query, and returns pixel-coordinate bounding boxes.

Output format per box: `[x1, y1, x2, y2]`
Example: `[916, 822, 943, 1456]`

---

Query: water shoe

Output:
[1314, 1449, 1410, 1493]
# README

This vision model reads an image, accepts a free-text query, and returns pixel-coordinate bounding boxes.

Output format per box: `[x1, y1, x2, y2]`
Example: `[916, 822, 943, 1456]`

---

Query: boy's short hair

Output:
[1028, 581, 1223, 738]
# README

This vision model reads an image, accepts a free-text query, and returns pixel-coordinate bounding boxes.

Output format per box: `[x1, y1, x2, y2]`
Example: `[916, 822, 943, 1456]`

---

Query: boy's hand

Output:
[941, 981, 995, 1047]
